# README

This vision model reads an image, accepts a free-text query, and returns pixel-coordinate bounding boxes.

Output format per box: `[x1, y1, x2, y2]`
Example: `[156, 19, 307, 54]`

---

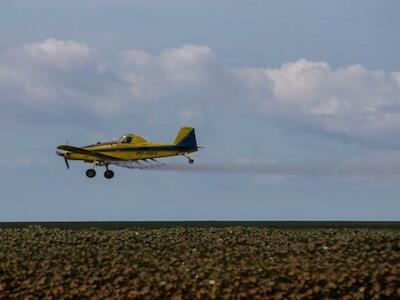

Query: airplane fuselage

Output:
[64, 142, 194, 162]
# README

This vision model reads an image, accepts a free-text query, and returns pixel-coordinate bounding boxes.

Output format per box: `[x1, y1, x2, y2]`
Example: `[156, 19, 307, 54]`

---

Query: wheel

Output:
[86, 169, 96, 178]
[104, 170, 114, 179]
[188, 158, 194, 164]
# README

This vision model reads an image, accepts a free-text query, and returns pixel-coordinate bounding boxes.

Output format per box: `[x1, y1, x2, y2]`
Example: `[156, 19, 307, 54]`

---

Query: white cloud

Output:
[117, 44, 224, 102]
[158, 45, 218, 86]
[239, 60, 400, 143]
[23, 38, 94, 71]
[0, 39, 124, 119]
[1, 39, 400, 148]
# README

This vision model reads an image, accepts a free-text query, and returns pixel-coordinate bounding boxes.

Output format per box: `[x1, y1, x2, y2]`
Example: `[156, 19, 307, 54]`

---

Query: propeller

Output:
[56, 150, 70, 169]
[64, 157, 70, 169]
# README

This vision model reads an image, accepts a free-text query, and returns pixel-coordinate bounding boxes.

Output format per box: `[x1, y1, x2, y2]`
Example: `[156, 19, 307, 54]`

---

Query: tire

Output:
[188, 159, 194, 164]
[104, 170, 114, 179]
[86, 169, 96, 178]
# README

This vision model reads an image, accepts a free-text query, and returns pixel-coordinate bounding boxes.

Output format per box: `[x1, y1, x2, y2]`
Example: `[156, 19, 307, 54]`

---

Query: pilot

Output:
[121, 136, 133, 144]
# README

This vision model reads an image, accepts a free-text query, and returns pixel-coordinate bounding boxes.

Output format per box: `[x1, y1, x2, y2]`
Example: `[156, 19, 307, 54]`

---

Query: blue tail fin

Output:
[174, 127, 198, 151]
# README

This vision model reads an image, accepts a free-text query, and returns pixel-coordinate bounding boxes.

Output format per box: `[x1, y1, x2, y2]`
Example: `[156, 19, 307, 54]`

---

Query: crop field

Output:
[0, 223, 399, 299]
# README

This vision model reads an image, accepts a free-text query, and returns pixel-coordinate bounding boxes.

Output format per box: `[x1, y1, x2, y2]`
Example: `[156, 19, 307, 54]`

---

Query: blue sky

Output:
[1, 0, 400, 220]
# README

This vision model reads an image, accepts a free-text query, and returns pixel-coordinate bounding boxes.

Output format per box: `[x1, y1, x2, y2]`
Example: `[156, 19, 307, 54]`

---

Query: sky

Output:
[1, 0, 400, 221]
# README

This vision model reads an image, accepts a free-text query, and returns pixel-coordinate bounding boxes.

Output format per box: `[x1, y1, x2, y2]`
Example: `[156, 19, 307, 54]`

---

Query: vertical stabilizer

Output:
[174, 127, 198, 151]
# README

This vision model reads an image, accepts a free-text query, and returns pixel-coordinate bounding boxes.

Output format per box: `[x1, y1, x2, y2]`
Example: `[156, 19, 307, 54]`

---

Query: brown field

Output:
[0, 224, 399, 299]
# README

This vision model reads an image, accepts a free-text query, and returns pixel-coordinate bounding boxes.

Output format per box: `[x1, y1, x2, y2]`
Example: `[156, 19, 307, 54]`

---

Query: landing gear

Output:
[86, 169, 96, 178]
[85, 162, 114, 179]
[104, 170, 114, 179]
[103, 164, 114, 179]
[182, 153, 194, 164]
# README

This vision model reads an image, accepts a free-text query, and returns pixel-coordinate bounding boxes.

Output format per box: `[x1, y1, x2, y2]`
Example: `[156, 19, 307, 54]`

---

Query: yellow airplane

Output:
[56, 127, 198, 179]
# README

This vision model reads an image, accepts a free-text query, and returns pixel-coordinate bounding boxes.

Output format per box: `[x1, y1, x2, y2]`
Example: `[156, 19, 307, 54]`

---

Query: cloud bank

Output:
[1, 38, 400, 146]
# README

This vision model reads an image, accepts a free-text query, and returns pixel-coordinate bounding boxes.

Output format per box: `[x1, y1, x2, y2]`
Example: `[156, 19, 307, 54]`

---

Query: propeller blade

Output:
[64, 157, 70, 169]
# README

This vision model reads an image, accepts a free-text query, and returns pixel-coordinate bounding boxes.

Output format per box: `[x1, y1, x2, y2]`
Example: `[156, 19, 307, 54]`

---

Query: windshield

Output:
[120, 136, 133, 144]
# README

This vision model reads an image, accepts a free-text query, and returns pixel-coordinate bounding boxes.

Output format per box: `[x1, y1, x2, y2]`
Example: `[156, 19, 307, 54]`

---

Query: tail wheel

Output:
[86, 169, 96, 178]
[188, 158, 194, 164]
[104, 170, 114, 179]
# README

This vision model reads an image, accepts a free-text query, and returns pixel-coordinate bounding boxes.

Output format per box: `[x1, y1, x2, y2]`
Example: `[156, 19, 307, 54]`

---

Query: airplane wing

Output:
[57, 145, 122, 161]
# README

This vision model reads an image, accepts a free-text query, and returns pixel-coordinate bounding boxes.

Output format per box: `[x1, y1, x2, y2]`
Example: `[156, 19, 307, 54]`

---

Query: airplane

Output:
[56, 127, 198, 179]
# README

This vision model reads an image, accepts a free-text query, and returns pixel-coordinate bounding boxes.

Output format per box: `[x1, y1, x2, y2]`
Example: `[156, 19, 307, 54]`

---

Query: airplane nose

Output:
[56, 150, 64, 157]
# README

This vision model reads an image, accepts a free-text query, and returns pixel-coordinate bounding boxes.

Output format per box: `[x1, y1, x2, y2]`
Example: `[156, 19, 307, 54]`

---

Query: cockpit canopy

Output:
[119, 134, 148, 145]
[120, 135, 134, 144]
